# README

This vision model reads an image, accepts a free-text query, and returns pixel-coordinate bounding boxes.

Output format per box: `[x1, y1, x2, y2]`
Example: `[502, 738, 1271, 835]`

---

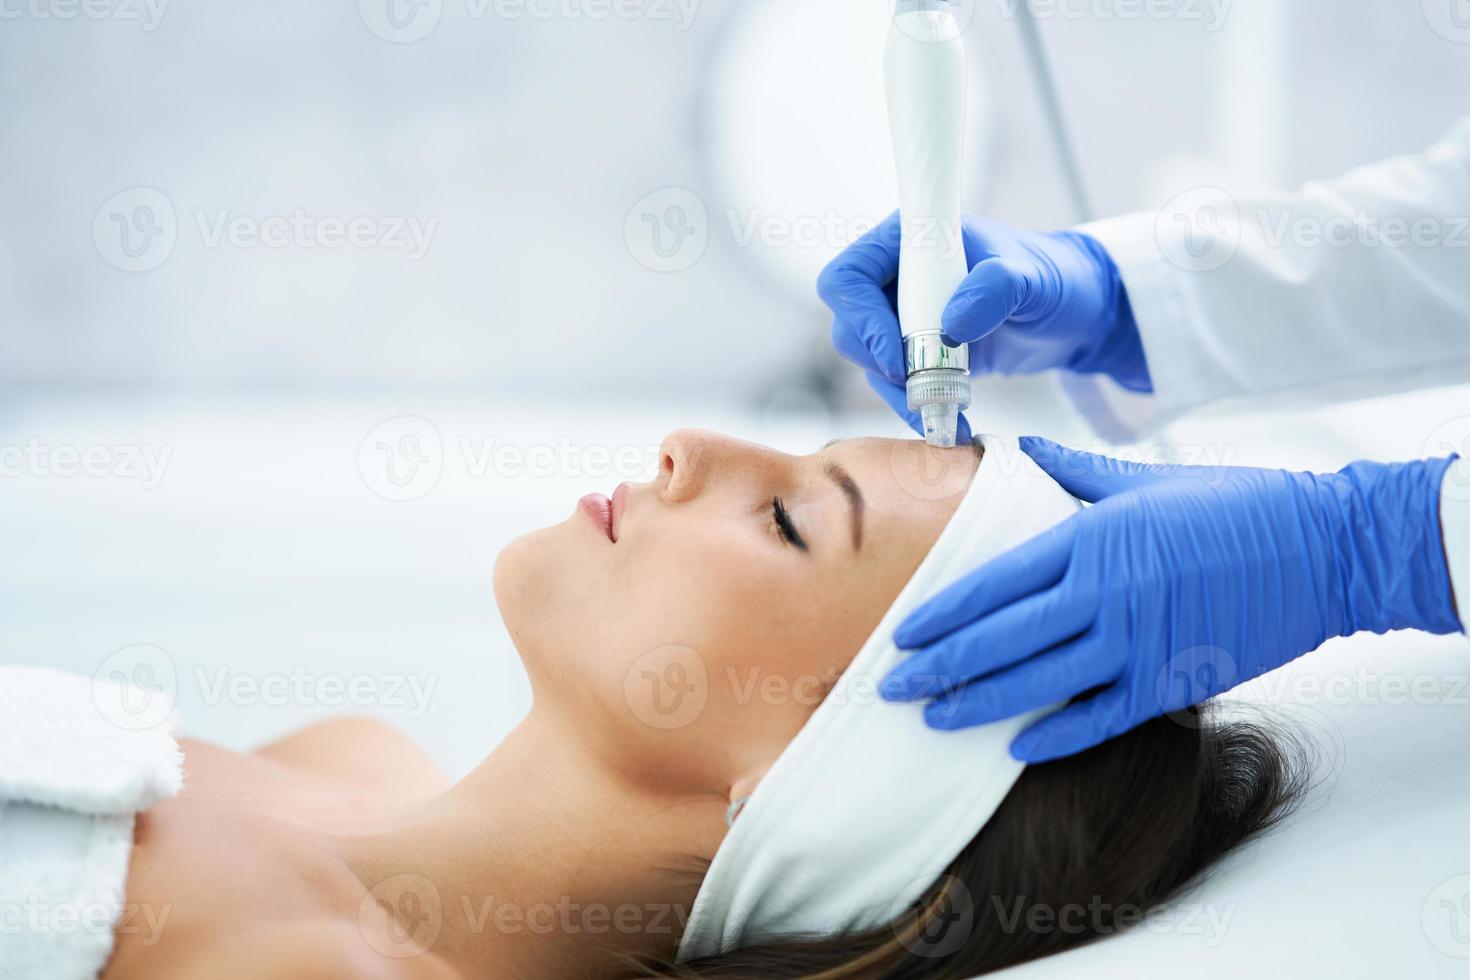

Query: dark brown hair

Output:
[628, 707, 1306, 979]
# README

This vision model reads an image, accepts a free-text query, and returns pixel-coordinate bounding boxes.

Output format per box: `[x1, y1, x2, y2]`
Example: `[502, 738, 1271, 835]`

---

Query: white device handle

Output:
[886, 0, 971, 446]
[885, 1, 968, 346]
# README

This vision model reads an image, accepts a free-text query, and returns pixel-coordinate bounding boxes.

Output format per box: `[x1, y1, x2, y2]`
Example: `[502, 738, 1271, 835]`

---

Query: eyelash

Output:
[771, 497, 808, 552]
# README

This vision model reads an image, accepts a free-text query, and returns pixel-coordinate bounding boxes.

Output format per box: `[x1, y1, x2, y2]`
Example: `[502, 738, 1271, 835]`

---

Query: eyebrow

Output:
[822, 460, 865, 552]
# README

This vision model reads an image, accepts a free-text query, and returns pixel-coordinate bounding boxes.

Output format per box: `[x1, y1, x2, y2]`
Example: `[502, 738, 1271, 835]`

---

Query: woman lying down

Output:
[7, 431, 1305, 980]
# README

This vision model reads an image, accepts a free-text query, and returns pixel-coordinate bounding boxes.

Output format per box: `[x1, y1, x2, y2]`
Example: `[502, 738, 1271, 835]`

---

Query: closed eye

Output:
[771, 497, 809, 552]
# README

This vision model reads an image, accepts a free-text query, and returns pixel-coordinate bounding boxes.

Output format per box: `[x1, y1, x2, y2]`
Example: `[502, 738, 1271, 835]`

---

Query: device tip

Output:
[920, 403, 959, 448]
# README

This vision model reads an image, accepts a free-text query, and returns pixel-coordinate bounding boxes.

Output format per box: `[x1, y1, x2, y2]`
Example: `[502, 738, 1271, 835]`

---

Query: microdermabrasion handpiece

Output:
[886, 0, 971, 448]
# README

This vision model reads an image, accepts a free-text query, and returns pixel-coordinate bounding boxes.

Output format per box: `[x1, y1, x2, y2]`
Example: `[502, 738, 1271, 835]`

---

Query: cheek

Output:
[579, 525, 838, 781]
[603, 525, 798, 690]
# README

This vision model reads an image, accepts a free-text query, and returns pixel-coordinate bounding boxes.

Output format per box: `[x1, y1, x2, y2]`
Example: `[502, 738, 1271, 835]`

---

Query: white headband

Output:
[677, 434, 1082, 959]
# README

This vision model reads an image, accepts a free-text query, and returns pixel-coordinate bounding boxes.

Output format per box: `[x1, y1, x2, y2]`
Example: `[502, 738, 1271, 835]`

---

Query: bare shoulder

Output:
[254, 717, 453, 798]
[149, 920, 462, 980]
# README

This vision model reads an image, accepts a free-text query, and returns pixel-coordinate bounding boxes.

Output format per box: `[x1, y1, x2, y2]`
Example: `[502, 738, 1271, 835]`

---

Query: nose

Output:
[658, 428, 764, 504]
[657, 429, 714, 503]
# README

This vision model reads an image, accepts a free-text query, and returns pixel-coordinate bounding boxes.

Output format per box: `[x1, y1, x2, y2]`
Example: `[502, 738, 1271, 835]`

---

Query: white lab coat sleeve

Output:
[1076, 118, 1470, 434]
[1440, 457, 1470, 633]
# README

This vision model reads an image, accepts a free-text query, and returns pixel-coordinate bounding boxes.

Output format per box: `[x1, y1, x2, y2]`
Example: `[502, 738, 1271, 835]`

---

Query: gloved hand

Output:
[817, 213, 1151, 437]
[882, 437, 1463, 762]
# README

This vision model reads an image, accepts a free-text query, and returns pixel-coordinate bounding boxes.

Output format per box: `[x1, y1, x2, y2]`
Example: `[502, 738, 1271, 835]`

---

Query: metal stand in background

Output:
[1012, 0, 1155, 442]
[1011, 0, 1094, 224]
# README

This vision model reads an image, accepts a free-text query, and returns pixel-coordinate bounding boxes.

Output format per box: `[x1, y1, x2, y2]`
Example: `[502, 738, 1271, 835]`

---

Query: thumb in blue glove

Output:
[881, 436, 1461, 762]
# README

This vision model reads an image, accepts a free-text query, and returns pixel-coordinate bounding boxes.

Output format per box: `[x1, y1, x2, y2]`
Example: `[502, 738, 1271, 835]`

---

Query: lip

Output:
[578, 493, 614, 542]
[609, 482, 629, 543]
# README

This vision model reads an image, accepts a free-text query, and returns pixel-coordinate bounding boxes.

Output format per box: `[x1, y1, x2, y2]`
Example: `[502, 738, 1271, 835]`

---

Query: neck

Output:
[340, 709, 725, 979]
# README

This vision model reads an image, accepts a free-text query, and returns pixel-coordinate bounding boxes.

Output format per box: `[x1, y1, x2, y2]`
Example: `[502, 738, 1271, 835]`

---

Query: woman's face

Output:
[494, 429, 980, 796]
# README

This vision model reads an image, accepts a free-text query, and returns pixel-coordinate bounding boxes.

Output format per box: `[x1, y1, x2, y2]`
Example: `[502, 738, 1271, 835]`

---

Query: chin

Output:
[491, 524, 561, 642]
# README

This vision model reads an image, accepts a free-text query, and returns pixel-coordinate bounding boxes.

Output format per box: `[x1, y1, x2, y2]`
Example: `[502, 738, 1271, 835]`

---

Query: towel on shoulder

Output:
[0, 665, 183, 980]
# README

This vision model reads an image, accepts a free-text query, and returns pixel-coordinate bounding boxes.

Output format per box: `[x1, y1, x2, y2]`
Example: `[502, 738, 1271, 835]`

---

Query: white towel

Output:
[0, 665, 183, 980]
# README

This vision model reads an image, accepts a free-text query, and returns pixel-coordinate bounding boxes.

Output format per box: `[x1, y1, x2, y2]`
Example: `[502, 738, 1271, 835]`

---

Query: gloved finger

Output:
[818, 215, 906, 384]
[1008, 686, 1136, 763]
[883, 585, 1093, 702]
[830, 317, 885, 377]
[816, 213, 901, 302]
[921, 636, 1115, 731]
[958, 215, 1006, 267]
[865, 372, 972, 445]
[940, 257, 1027, 345]
[1019, 435, 1174, 503]
[894, 522, 1075, 649]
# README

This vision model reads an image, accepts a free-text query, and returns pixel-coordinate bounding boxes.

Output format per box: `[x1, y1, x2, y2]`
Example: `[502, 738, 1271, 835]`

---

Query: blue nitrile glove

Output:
[882, 437, 1462, 762]
[817, 213, 1151, 437]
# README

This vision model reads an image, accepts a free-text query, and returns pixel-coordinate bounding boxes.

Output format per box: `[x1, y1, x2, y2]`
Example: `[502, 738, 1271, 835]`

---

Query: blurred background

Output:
[3, 0, 1469, 773]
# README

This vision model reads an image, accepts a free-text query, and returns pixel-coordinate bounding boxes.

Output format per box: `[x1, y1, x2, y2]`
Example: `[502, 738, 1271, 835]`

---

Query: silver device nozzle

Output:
[905, 334, 970, 448]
